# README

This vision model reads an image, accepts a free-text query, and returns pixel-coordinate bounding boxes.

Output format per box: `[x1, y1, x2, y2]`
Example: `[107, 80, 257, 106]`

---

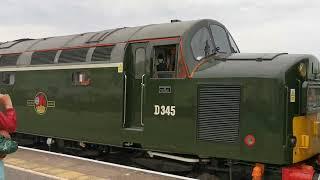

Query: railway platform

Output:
[3, 147, 195, 180]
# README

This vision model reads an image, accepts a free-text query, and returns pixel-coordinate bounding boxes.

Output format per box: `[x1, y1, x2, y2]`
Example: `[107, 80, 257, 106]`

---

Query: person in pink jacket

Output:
[0, 94, 17, 180]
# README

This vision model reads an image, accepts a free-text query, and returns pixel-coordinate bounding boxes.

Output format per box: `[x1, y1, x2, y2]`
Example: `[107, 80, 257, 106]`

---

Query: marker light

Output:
[290, 136, 297, 147]
[244, 134, 256, 147]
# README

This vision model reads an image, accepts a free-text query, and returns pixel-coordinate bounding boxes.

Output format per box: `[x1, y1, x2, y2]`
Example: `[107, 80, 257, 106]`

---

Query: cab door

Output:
[143, 43, 193, 149]
[123, 43, 148, 130]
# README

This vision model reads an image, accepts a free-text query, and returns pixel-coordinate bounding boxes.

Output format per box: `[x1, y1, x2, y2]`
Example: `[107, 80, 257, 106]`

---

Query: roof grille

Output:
[197, 84, 240, 143]
[0, 39, 34, 49]
[86, 28, 124, 43]
[171, 19, 182, 23]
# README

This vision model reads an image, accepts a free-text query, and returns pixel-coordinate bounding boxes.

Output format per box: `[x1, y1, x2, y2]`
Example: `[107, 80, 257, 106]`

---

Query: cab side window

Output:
[153, 45, 177, 78]
[135, 48, 146, 79]
[210, 25, 231, 54]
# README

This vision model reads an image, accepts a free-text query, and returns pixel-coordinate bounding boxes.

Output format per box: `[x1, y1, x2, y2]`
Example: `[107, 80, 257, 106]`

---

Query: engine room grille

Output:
[197, 84, 240, 143]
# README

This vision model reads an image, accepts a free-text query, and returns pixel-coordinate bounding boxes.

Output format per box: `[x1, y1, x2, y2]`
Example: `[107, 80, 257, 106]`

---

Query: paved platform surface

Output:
[3, 147, 194, 180]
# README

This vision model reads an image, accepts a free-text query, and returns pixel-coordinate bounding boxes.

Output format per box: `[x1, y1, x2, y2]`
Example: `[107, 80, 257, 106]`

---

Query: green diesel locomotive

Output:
[0, 19, 320, 179]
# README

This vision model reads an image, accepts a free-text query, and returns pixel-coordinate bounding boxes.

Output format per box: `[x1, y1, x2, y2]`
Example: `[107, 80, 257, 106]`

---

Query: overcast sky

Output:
[1, 0, 319, 58]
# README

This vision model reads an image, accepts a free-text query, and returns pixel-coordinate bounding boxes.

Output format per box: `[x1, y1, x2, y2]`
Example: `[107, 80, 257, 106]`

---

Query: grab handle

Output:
[140, 74, 145, 126]
[122, 73, 127, 128]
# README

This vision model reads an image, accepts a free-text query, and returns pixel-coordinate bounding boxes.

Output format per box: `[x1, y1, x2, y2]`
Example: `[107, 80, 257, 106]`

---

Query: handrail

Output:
[140, 74, 146, 126]
[122, 73, 127, 128]
[285, 85, 289, 147]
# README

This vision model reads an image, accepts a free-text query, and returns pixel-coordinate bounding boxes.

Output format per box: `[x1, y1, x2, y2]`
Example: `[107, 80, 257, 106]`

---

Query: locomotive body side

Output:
[1, 19, 320, 179]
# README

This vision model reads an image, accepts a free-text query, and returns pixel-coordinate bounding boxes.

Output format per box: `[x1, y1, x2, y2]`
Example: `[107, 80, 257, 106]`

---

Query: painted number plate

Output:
[154, 105, 176, 116]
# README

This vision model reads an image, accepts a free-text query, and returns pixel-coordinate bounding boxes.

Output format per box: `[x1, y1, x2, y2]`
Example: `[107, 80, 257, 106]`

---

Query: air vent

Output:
[91, 46, 113, 62]
[197, 84, 240, 143]
[0, 54, 20, 66]
[59, 48, 89, 63]
[87, 30, 111, 43]
[31, 51, 57, 65]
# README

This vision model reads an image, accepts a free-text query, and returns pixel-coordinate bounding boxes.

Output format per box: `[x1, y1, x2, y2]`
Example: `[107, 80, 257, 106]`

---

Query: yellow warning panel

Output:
[293, 114, 320, 163]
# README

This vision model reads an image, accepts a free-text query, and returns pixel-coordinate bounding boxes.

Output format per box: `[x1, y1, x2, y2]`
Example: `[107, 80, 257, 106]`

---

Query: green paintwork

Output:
[0, 19, 319, 170]
[11, 68, 123, 146]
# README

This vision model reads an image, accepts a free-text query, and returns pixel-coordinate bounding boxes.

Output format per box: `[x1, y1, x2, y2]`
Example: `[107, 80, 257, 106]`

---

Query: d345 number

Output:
[154, 105, 176, 116]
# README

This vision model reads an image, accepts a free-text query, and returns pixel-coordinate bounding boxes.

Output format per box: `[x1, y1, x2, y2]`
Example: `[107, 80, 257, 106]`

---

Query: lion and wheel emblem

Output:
[27, 92, 55, 115]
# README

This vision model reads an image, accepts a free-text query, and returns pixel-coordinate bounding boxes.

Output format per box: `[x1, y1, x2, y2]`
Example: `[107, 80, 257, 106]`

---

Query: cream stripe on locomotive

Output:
[0, 62, 123, 73]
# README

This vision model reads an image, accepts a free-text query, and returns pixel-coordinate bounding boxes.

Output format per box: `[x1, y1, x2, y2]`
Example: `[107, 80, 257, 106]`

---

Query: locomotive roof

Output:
[194, 53, 318, 79]
[0, 19, 222, 55]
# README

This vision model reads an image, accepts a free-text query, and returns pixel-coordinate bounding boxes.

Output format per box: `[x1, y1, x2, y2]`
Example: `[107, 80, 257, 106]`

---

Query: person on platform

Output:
[0, 94, 18, 180]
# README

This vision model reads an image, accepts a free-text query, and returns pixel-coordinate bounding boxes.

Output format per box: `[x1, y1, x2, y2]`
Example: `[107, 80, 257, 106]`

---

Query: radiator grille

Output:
[91, 46, 113, 62]
[31, 51, 57, 65]
[0, 54, 20, 66]
[197, 84, 240, 143]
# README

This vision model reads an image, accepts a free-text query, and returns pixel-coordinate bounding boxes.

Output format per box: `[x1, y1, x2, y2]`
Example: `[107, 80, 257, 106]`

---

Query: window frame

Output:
[135, 47, 146, 79]
[209, 24, 232, 54]
[72, 71, 91, 86]
[190, 27, 215, 61]
[151, 44, 179, 79]
[227, 31, 240, 53]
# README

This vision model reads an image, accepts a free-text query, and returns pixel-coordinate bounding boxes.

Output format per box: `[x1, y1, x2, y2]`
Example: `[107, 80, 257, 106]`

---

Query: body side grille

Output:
[197, 84, 240, 143]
